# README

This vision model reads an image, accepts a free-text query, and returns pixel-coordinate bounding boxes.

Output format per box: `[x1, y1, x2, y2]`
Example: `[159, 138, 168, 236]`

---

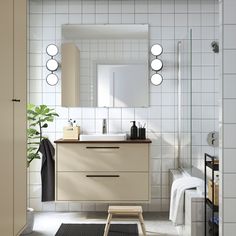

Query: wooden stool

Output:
[103, 206, 146, 236]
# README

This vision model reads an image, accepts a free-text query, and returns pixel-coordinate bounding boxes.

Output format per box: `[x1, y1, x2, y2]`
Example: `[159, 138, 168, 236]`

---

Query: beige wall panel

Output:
[57, 172, 149, 201]
[13, 0, 27, 234]
[61, 43, 80, 107]
[57, 143, 149, 172]
[0, 0, 14, 235]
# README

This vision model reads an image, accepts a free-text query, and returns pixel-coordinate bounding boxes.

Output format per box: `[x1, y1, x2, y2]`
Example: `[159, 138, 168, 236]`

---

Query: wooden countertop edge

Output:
[54, 138, 152, 144]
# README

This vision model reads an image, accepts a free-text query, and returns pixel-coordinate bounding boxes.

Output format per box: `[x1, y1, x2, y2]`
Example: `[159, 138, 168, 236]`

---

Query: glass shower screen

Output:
[178, 29, 193, 174]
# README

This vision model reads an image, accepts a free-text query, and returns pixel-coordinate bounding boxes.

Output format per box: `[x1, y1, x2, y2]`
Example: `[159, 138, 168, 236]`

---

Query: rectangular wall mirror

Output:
[61, 24, 149, 108]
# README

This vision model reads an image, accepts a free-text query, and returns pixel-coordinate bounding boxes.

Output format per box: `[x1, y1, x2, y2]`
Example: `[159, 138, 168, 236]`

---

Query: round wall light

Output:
[46, 59, 59, 71]
[46, 44, 59, 57]
[151, 73, 163, 86]
[46, 74, 59, 86]
[151, 58, 163, 71]
[151, 44, 163, 56]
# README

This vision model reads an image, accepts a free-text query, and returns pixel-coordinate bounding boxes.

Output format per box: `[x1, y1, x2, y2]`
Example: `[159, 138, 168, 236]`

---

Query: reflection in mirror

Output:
[97, 64, 147, 107]
[61, 24, 149, 107]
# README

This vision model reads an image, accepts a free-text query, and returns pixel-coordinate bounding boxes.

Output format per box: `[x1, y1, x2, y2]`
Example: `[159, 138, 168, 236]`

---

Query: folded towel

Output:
[169, 177, 204, 225]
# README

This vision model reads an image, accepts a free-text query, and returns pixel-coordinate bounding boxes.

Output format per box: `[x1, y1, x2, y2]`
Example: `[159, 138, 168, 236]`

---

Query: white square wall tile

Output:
[30, 185, 41, 198]
[122, 14, 134, 23]
[69, 202, 82, 211]
[30, 198, 42, 211]
[224, 124, 236, 148]
[95, 203, 108, 212]
[175, 14, 187, 27]
[82, 0, 95, 13]
[69, 14, 82, 24]
[109, 0, 121, 13]
[188, 1, 200, 13]
[42, 202, 56, 211]
[56, 14, 69, 26]
[56, 1, 69, 13]
[30, 14, 43, 27]
[192, 222, 204, 236]
[96, 0, 108, 13]
[148, 0, 161, 14]
[135, 1, 148, 13]
[151, 159, 161, 172]
[82, 14, 95, 24]
[82, 203, 96, 211]
[69, 0, 82, 13]
[224, 50, 236, 73]
[29, 171, 41, 185]
[43, 13, 56, 27]
[151, 173, 161, 185]
[108, 119, 122, 133]
[148, 199, 161, 212]
[121, 0, 134, 13]
[135, 14, 148, 24]
[224, 223, 236, 236]
[43, 0, 56, 14]
[175, 0, 187, 13]
[224, 149, 236, 173]
[224, 25, 236, 49]
[224, 174, 236, 198]
[96, 14, 108, 24]
[108, 14, 121, 24]
[161, 0, 174, 13]
[56, 202, 69, 212]
[224, 99, 236, 123]
[151, 186, 161, 198]
[30, 0, 43, 13]
[122, 108, 134, 119]
[224, 0, 236, 24]
[224, 199, 236, 222]
[224, 75, 236, 99]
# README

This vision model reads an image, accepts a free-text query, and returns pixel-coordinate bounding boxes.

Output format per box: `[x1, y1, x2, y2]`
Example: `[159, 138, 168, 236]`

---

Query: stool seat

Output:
[108, 206, 143, 214]
[103, 205, 146, 236]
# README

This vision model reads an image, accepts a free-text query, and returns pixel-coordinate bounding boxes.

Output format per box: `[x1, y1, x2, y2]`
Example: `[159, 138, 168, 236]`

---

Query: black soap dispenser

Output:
[130, 121, 138, 139]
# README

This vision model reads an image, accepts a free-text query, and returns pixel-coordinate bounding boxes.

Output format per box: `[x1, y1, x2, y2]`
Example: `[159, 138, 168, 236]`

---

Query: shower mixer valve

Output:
[207, 131, 219, 147]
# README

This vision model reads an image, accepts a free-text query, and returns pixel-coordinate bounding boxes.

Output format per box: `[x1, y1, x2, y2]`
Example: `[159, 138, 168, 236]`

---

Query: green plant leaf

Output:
[27, 103, 59, 167]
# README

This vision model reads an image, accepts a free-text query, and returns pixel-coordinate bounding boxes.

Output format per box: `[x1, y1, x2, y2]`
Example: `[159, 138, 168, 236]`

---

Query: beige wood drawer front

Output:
[56, 172, 149, 201]
[57, 143, 148, 172]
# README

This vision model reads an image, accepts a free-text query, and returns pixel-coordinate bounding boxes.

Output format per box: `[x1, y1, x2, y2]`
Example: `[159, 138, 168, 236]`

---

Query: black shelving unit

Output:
[204, 153, 219, 236]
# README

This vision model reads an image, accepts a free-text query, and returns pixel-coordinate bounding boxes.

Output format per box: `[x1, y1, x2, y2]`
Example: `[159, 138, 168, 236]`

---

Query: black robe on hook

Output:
[39, 138, 55, 202]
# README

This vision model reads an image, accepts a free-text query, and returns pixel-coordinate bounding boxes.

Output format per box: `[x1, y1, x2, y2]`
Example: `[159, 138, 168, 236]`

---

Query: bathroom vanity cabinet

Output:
[54, 139, 151, 202]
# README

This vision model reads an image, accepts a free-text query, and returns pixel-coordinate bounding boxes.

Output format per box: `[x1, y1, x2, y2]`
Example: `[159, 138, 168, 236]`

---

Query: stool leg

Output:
[103, 213, 112, 236]
[138, 213, 146, 236]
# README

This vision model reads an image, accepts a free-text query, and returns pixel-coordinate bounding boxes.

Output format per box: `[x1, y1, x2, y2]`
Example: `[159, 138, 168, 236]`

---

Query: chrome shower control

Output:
[207, 131, 219, 147]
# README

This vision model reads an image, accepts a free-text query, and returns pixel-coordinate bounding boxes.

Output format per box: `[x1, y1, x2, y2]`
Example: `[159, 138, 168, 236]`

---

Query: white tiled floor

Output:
[29, 212, 178, 236]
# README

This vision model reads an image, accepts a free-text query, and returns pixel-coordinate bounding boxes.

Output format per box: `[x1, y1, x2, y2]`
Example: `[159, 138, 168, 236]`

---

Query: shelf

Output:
[206, 198, 219, 211]
[205, 161, 219, 171]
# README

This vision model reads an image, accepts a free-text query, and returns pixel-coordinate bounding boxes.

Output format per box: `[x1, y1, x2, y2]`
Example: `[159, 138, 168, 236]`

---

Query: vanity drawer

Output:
[56, 172, 149, 201]
[57, 143, 148, 172]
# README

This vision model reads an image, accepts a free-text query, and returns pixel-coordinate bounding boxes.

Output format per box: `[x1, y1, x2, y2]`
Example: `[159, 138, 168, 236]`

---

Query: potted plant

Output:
[22, 104, 58, 235]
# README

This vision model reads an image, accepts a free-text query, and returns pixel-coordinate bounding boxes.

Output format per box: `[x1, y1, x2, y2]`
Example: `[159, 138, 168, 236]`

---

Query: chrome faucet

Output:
[102, 119, 107, 134]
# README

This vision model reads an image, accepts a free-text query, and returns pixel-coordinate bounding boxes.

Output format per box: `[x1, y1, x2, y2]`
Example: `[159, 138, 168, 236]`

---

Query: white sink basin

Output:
[80, 133, 127, 141]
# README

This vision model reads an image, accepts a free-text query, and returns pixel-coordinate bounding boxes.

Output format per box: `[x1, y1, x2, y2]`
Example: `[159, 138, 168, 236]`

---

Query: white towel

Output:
[169, 177, 204, 225]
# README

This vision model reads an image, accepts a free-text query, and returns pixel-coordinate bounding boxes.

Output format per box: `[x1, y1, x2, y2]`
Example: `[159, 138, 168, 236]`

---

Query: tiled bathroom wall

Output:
[28, 0, 219, 212]
[219, 0, 236, 234]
